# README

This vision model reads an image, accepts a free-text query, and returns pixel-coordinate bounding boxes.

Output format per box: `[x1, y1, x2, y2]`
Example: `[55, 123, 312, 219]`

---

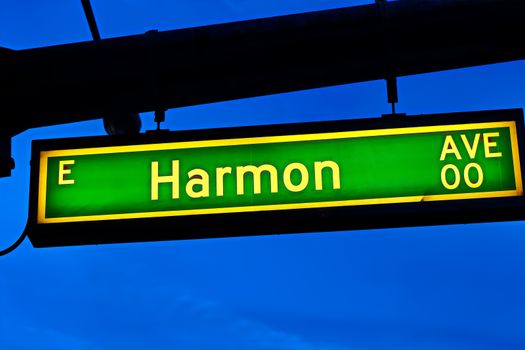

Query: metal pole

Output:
[3, 0, 525, 136]
[80, 0, 102, 41]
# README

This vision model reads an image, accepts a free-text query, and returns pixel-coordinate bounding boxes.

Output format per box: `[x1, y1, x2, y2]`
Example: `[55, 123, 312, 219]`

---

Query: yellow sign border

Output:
[37, 121, 523, 224]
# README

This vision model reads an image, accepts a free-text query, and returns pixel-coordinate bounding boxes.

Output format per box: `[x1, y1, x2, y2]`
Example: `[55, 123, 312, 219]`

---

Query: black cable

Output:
[0, 230, 27, 257]
[81, 0, 102, 41]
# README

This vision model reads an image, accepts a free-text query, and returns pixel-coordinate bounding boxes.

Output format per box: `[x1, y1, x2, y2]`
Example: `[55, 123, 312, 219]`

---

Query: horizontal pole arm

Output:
[3, 0, 525, 135]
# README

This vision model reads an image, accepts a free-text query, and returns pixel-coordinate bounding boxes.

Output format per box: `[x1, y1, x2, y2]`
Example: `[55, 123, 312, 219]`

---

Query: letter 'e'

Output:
[58, 160, 75, 185]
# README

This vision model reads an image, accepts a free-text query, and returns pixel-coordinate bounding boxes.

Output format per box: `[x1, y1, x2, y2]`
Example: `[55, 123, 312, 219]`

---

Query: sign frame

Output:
[26, 109, 525, 247]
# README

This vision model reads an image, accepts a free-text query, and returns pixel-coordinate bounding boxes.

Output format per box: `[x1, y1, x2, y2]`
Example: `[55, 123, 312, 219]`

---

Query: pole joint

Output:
[0, 136, 15, 178]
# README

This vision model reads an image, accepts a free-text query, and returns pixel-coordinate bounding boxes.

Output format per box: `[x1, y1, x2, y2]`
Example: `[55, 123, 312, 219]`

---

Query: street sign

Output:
[27, 109, 525, 247]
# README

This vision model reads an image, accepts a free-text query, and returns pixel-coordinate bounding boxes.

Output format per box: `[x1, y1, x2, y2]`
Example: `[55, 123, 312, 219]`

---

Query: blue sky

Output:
[2, 1, 525, 349]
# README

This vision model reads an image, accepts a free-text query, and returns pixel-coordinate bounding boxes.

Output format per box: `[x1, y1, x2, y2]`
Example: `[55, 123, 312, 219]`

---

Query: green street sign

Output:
[27, 109, 525, 247]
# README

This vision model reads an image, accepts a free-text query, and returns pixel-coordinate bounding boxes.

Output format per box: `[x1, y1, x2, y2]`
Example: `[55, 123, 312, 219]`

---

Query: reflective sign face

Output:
[27, 109, 525, 247]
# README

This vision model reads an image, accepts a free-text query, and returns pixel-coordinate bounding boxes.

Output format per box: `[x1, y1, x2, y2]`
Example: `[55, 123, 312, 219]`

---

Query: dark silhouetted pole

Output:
[2, 0, 525, 135]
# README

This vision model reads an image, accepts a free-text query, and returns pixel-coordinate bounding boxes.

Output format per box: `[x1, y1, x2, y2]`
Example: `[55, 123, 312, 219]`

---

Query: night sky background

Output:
[1, 1, 525, 349]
